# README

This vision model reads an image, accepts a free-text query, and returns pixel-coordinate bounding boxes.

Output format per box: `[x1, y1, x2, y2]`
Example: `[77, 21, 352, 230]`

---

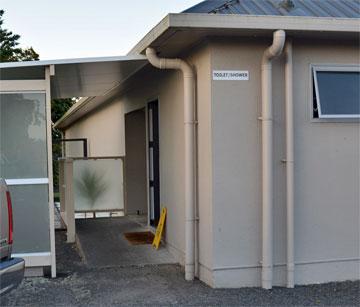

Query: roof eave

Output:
[129, 13, 360, 55]
[54, 97, 91, 130]
[0, 54, 147, 69]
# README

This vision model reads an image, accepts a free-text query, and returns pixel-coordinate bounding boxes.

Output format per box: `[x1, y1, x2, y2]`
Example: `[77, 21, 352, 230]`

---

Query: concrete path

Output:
[75, 217, 176, 268]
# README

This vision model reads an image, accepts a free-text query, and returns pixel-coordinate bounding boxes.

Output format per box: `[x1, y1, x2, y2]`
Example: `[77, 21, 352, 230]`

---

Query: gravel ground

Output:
[1, 232, 359, 307]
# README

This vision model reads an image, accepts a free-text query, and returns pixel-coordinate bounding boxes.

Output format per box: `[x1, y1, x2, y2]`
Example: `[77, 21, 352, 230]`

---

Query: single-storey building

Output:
[0, 0, 359, 289]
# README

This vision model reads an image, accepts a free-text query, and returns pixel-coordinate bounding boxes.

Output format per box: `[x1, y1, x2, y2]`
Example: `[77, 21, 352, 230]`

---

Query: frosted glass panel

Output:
[73, 159, 124, 211]
[0, 93, 47, 179]
[9, 185, 50, 253]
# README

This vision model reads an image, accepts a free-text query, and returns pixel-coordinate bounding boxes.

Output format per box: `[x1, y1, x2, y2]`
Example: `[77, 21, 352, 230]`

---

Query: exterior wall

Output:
[291, 39, 359, 285]
[119, 45, 214, 284]
[65, 100, 125, 157]
[210, 37, 359, 287]
[62, 37, 359, 289]
[63, 44, 214, 285]
[120, 67, 188, 262]
[191, 44, 214, 286]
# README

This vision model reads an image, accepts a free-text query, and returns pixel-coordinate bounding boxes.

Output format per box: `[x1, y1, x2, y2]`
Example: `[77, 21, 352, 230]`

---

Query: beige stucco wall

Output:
[63, 36, 359, 289]
[64, 44, 214, 285]
[119, 46, 214, 284]
[210, 37, 359, 287]
[65, 100, 125, 157]
[121, 67, 188, 262]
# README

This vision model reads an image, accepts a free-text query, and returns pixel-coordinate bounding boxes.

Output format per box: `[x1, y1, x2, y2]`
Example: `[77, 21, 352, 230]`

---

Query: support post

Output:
[64, 159, 75, 243]
[45, 66, 57, 278]
[59, 159, 66, 214]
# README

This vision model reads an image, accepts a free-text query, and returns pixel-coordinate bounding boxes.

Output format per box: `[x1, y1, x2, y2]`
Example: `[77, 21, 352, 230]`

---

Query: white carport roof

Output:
[0, 55, 148, 99]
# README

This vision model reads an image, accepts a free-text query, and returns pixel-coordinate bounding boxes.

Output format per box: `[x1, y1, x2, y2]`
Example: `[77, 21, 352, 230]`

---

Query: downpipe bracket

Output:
[258, 117, 273, 121]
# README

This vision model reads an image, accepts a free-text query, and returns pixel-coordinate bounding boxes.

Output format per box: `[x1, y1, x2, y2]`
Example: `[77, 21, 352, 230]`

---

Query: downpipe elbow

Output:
[262, 30, 286, 65]
[146, 47, 162, 69]
[146, 47, 194, 77]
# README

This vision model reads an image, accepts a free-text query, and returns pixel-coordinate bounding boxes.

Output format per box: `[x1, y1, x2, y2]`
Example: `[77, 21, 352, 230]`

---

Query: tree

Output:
[0, 10, 39, 62]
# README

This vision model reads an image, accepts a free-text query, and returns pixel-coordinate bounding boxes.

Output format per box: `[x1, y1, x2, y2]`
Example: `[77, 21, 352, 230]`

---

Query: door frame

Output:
[146, 99, 161, 227]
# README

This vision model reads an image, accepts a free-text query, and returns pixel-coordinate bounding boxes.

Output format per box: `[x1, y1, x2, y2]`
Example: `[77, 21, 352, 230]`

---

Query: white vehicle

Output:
[0, 178, 24, 295]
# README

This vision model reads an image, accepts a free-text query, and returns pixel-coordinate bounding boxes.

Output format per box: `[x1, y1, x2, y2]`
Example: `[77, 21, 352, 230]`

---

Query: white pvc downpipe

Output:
[261, 30, 286, 290]
[146, 48, 196, 281]
[285, 40, 295, 288]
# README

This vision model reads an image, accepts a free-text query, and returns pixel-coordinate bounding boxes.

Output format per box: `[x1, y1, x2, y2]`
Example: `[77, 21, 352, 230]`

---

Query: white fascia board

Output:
[128, 14, 171, 55]
[0, 54, 147, 69]
[169, 13, 360, 32]
[53, 97, 91, 129]
[129, 13, 360, 54]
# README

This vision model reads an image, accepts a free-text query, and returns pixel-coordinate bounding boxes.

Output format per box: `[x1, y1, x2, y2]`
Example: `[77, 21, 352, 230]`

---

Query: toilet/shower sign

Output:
[212, 70, 249, 81]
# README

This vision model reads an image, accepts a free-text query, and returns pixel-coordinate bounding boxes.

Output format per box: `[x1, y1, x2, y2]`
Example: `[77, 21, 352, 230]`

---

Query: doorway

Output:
[147, 100, 160, 226]
[124, 109, 147, 219]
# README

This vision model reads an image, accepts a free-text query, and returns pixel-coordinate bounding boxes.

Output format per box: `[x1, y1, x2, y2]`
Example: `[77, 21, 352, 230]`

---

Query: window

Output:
[312, 66, 360, 119]
[0, 92, 47, 179]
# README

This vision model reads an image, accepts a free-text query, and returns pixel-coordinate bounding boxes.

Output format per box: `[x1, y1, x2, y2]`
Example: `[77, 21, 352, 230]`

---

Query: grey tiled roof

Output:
[184, 0, 360, 18]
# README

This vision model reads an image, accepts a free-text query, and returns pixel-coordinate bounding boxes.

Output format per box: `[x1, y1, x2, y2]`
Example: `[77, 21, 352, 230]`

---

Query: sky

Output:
[1, 0, 201, 60]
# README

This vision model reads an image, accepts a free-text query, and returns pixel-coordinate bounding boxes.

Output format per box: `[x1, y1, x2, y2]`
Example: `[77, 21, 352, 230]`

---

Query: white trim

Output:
[312, 65, 360, 119]
[0, 80, 46, 92]
[318, 114, 360, 119]
[0, 91, 46, 94]
[45, 67, 57, 278]
[145, 104, 151, 226]
[312, 65, 360, 72]
[5, 178, 49, 186]
[213, 257, 360, 271]
[0, 54, 147, 69]
[212, 258, 360, 288]
[12, 252, 51, 267]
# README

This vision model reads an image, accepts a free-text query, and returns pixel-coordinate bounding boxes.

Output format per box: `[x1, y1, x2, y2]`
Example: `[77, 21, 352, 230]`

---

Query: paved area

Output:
[75, 217, 175, 267]
[126, 214, 148, 227]
[2, 232, 359, 306]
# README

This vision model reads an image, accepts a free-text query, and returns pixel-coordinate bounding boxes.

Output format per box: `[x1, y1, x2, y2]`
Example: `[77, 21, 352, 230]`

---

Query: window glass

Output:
[9, 184, 50, 253]
[0, 92, 47, 178]
[73, 159, 124, 212]
[314, 70, 360, 118]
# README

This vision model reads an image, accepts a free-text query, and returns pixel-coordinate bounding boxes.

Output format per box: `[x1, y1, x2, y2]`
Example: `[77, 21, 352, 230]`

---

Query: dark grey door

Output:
[124, 109, 147, 215]
[148, 100, 160, 226]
